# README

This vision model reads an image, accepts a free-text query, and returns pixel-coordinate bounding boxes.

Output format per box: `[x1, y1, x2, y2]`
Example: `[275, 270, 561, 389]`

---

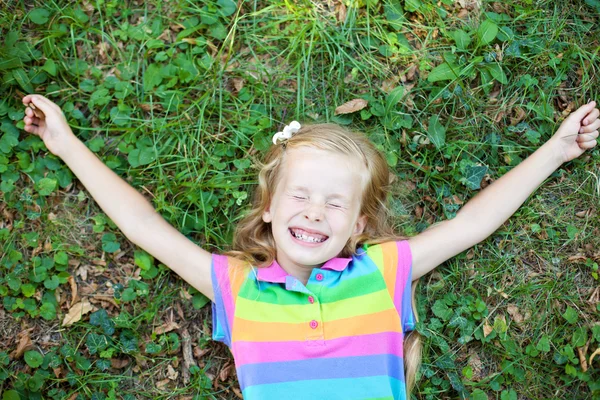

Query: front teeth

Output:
[292, 230, 325, 243]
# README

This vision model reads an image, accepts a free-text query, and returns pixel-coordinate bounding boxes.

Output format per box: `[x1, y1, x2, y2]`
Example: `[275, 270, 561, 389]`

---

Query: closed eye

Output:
[293, 196, 307, 200]
[328, 203, 343, 209]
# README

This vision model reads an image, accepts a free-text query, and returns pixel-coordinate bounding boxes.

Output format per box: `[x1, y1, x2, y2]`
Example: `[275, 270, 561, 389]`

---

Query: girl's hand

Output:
[22, 94, 76, 157]
[550, 100, 599, 163]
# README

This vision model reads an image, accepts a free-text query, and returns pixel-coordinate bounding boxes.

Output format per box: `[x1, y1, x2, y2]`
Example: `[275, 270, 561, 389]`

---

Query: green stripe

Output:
[238, 269, 387, 305]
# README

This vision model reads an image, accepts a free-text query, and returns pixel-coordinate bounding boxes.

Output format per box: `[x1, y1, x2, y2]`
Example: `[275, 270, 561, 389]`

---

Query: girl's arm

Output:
[22, 95, 214, 301]
[409, 101, 600, 280]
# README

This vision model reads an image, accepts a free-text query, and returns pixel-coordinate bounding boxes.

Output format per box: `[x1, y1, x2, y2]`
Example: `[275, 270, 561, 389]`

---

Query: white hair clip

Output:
[272, 121, 301, 144]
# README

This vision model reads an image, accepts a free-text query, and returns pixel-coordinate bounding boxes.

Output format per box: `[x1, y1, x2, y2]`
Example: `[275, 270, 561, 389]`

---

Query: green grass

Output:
[1, 0, 600, 398]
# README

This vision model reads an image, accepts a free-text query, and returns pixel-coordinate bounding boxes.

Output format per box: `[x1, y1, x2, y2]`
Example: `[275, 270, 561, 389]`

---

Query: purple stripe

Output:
[395, 241, 413, 332]
[211, 255, 233, 347]
[232, 331, 404, 366]
[237, 353, 405, 389]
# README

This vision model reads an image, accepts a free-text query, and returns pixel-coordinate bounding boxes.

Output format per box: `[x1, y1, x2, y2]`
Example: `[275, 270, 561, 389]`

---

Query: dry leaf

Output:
[483, 321, 493, 337]
[334, 99, 368, 115]
[219, 362, 234, 381]
[156, 378, 170, 389]
[68, 276, 78, 307]
[589, 347, 600, 366]
[111, 358, 130, 369]
[167, 364, 179, 380]
[578, 344, 589, 372]
[506, 304, 523, 323]
[10, 328, 34, 359]
[153, 321, 180, 335]
[467, 351, 484, 381]
[62, 300, 94, 326]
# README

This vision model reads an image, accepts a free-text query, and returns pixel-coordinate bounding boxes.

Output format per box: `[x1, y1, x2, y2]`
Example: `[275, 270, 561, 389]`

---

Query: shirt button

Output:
[309, 320, 318, 329]
[315, 273, 324, 281]
[308, 296, 315, 304]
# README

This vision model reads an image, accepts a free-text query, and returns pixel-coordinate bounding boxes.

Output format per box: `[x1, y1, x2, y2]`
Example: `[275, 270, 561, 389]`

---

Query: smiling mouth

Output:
[289, 228, 328, 243]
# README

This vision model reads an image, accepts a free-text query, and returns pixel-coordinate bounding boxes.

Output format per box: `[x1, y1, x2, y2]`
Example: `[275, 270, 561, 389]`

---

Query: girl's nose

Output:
[304, 203, 324, 222]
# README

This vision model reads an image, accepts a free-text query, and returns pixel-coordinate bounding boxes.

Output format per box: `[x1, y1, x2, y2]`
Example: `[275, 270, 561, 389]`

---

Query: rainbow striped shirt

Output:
[211, 240, 415, 399]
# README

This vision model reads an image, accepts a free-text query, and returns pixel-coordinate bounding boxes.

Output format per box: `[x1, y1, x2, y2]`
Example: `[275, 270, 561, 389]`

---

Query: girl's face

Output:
[262, 147, 367, 273]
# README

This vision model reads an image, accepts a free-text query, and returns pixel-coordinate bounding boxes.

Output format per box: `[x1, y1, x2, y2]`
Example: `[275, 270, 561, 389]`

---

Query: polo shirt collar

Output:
[256, 256, 353, 283]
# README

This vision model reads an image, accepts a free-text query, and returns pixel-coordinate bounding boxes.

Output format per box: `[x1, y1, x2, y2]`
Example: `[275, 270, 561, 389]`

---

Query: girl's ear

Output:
[354, 215, 367, 235]
[262, 205, 272, 223]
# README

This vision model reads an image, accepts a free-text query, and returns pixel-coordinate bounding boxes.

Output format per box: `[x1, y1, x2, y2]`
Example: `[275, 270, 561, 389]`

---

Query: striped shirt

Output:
[211, 240, 415, 399]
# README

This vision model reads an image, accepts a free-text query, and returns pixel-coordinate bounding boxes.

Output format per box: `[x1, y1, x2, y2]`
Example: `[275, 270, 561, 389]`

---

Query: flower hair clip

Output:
[272, 121, 301, 145]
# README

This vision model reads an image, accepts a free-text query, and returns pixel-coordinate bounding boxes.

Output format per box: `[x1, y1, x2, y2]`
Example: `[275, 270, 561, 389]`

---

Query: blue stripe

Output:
[242, 375, 405, 399]
[238, 354, 405, 389]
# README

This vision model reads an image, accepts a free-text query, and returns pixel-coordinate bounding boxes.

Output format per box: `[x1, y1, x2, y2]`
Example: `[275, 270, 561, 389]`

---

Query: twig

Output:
[181, 329, 196, 385]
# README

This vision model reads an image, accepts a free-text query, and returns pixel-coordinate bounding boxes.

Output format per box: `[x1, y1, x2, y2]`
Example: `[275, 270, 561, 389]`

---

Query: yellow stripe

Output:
[235, 289, 394, 323]
[380, 242, 398, 300]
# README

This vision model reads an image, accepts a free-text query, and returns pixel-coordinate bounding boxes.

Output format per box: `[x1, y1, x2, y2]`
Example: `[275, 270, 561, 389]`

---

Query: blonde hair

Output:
[228, 123, 422, 395]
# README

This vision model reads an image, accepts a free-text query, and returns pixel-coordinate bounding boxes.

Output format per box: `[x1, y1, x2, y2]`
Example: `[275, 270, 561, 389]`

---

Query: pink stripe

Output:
[394, 241, 411, 310]
[232, 331, 404, 366]
[214, 255, 235, 328]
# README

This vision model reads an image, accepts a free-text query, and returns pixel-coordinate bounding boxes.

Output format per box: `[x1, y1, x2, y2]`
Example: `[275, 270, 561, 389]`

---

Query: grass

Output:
[1, 0, 600, 398]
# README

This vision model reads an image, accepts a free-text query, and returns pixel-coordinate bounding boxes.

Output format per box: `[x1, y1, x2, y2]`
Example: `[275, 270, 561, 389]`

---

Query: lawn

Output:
[1, 0, 600, 398]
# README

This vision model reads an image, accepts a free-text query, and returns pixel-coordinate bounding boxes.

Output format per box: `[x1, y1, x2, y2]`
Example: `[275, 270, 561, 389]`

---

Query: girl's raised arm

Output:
[22, 95, 214, 301]
[409, 101, 599, 281]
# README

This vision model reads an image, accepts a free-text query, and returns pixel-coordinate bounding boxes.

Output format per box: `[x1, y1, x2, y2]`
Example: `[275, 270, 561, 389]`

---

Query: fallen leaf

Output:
[167, 364, 179, 380]
[334, 99, 368, 115]
[467, 351, 484, 381]
[156, 378, 170, 389]
[62, 300, 94, 326]
[68, 276, 78, 307]
[483, 321, 493, 337]
[506, 304, 523, 323]
[589, 347, 600, 366]
[153, 321, 180, 335]
[10, 328, 34, 359]
[111, 358, 130, 369]
[578, 344, 589, 372]
[219, 362, 234, 381]
[193, 346, 210, 359]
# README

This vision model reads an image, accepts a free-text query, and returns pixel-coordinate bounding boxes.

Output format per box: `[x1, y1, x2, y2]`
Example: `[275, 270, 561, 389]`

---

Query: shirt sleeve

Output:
[366, 240, 415, 333]
[211, 254, 233, 347]
[396, 240, 416, 333]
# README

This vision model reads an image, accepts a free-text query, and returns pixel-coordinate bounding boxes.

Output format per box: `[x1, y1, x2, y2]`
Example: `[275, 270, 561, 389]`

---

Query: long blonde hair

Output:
[228, 123, 421, 395]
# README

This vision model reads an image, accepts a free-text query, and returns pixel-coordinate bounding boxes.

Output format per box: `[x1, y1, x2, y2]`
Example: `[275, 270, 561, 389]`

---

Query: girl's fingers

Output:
[23, 123, 41, 136]
[23, 94, 59, 115]
[580, 119, 600, 133]
[582, 108, 600, 125]
[576, 131, 599, 142]
[579, 140, 597, 150]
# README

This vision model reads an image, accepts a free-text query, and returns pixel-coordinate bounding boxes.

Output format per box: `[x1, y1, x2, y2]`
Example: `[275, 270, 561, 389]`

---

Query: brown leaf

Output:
[68, 276, 78, 307]
[467, 351, 484, 381]
[219, 362, 234, 382]
[334, 99, 368, 115]
[111, 358, 130, 369]
[167, 364, 179, 380]
[62, 300, 94, 326]
[156, 378, 170, 389]
[578, 344, 589, 372]
[483, 321, 493, 337]
[10, 328, 34, 359]
[589, 347, 600, 366]
[193, 346, 210, 359]
[506, 304, 523, 323]
[153, 321, 180, 335]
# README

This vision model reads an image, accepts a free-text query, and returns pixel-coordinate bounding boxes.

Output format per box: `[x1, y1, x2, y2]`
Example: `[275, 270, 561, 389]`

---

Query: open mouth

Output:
[289, 228, 328, 243]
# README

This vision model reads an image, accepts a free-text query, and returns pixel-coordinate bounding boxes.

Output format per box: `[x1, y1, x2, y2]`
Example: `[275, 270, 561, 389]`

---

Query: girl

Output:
[21, 94, 599, 399]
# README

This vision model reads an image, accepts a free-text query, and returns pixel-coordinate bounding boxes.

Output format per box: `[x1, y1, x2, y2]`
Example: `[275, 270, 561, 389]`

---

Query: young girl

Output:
[22, 94, 599, 399]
